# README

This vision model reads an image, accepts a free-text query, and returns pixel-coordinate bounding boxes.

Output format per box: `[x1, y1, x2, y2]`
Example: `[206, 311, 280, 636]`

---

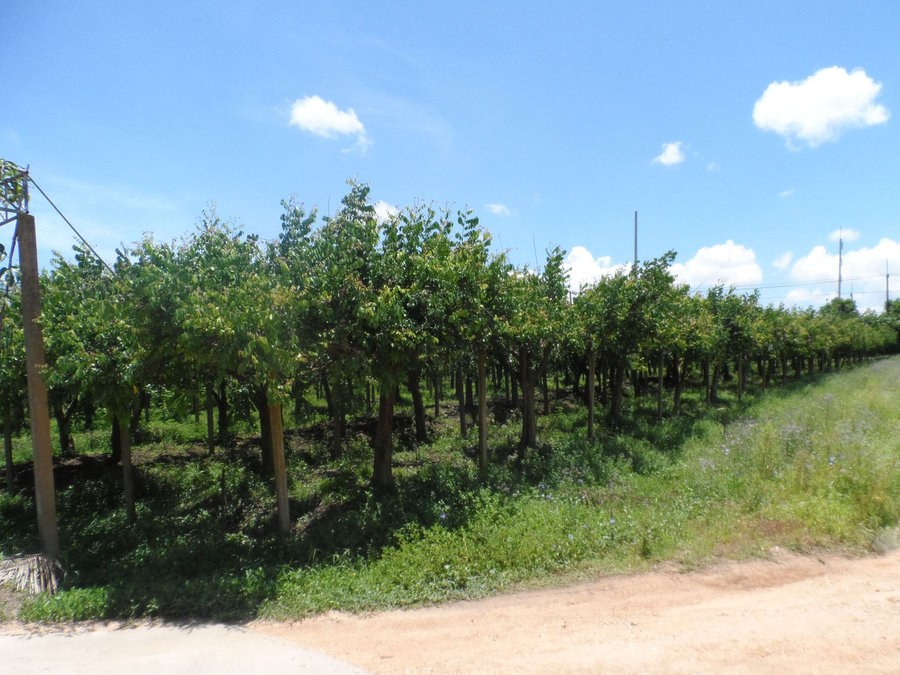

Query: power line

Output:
[28, 177, 115, 275]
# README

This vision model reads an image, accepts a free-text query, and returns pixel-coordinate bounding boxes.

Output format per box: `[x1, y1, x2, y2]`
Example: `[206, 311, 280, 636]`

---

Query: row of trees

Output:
[3, 181, 899, 522]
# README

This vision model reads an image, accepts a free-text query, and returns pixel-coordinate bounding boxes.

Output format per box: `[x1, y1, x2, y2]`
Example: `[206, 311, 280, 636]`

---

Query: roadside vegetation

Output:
[1, 169, 899, 623]
[2, 356, 899, 623]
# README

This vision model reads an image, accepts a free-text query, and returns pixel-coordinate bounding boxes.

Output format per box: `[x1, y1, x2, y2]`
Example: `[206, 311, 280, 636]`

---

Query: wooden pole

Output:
[17, 213, 58, 557]
[269, 403, 290, 536]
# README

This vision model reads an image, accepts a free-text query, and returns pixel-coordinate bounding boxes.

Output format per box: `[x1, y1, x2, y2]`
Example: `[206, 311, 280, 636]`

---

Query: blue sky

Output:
[4, 1, 899, 312]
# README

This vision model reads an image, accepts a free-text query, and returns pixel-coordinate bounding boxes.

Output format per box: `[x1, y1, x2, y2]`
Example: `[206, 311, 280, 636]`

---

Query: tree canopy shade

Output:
[4, 179, 899, 547]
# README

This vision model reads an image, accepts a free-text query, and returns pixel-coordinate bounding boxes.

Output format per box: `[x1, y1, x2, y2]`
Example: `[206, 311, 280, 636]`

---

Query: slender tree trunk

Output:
[433, 371, 441, 418]
[193, 394, 200, 424]
[253, 389, 274, 477]
[704, 356, 711, 406]
[119, 419, 136, 524]
[456, 366, 467, 439]
[4, 407, 14, 492]
[205, 382, 215, 456]
[215, 383, 229, 443]
[610, 358, 626, 419]
[542, 373, 549, 415]
[477, 347, 488, 470]
[53, 401, 75, 458]
[329, 374, 345, 460]
[516, 347, 545, 453]
[407, 367, 427, 444]
[373, 382, 396, 489]
[710, 362, 722, 403]
[737, 355, 744, 403]
[672, 355, 683, 414]
[110, 415, 122, 464]
[83, 394, 94, 430]
[586, 349, 596, 440]
[657, 351, 664, 421]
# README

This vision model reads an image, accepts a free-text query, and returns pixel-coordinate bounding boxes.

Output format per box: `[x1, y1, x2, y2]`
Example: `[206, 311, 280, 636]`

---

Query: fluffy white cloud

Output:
[828, 228, 860, 243]
[671, 240, 763, 288]
[485, 203, 511, 217]
[373, 200, 398, 223]
[753, 66, 889, 148]
[564, 246, 629, 293]
[652, 141, 685, 166]
[773, 251, 793, 271]
[289, 96, 371, 152]
[787, 238, 900, 312]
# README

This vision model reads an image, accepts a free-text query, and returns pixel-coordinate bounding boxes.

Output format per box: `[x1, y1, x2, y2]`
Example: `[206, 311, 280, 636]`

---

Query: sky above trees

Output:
[4, 1, 899, 311]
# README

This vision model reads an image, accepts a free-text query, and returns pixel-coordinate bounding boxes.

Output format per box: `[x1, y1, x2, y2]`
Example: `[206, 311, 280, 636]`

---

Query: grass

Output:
[2, 357, 899, 623]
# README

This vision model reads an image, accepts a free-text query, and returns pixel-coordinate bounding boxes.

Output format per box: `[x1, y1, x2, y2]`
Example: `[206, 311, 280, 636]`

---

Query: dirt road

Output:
[258, 548, 900, 674]
[3, 548, 899, 674]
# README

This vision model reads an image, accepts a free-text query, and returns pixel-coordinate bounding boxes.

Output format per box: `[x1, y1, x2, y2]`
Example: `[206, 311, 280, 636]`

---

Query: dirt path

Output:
[2, 549, 899, 674]
[256, 548, 900, 674]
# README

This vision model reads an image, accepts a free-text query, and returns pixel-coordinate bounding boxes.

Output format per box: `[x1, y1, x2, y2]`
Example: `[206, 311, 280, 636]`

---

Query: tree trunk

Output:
[710, 362, 722, 403]
[657, 351, 664, 421]
[672, 355, 683, 414]
[253, 388, 274, 477]
[110, 414, 122, 464]
[214, 383, 229, 443]
[4, 407, 14, 492]
[456, 366, 467, 439]
[542, 373, 549, 415]
[704, 356, 711, 406]
[586, 349, 596, 440]
[610, 358, 626, 419]
[53, 400, 75, 458]
[373, 382, 396, 489]
[407, 367, 427, 444]
[477, 347, 488, 470]
[119, 419, 136, 525]
[433, 371, 441, 418]
[205, 382, 215, 456]
[82, 394, 95, 430]
[329, 374, 345, 460]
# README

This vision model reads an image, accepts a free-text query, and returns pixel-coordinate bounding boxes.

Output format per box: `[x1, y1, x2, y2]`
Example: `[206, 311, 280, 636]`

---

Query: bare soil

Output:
[2, 548, 899, 673]
[256, 547, 900, 674]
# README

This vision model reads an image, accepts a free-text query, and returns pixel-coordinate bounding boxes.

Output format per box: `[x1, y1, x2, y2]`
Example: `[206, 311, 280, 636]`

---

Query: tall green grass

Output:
[4, 357, 899, 623]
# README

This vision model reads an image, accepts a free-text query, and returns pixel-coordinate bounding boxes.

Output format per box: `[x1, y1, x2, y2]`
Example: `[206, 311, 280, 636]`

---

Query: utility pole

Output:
[837, 235, 843, 298]
[887, 261, 890, 311]
[1, 159, 59, 561]
[633, 211, 638, 267]
[18, 213, 59, 558]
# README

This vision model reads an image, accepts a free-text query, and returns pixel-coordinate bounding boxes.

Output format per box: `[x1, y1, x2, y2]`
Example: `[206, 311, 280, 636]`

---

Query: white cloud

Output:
[827, 228, 860, 243]
[373, 200, 399, 223]
[784, 287, 833, 309]
[564, 246, 628, 292]
[773, 251, 793, 271]
[485, 203, 511, 217]
[289, 95, 371, 152]
[671, 240, 763, 288]
[652, 141, 685, 166]
[706, 162, 720, 172]
[787, 238, 900, 312]
[779, 189, 796, 198]
[753, 66, 889, 148]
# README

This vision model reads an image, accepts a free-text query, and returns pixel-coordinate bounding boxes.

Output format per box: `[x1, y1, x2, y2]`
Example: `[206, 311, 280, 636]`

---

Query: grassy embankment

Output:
[1, 357, 899, 622]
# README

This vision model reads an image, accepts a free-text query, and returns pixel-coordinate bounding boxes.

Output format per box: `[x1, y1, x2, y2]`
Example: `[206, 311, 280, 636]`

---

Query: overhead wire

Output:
[27, 177, 116, 275]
